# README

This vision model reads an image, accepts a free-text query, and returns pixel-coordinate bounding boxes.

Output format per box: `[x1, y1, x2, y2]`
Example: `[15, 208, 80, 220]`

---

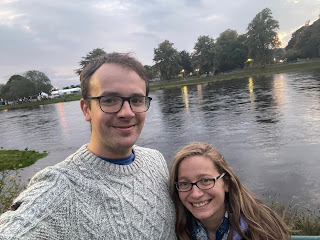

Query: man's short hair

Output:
[80, 52, 149, 102]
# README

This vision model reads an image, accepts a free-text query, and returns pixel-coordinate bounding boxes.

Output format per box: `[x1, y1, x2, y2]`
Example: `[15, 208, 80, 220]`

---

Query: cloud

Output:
[0, 0, 319, 88]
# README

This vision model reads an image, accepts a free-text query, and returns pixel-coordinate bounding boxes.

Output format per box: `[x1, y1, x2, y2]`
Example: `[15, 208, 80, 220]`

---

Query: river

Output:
[1, 71, 320, 209]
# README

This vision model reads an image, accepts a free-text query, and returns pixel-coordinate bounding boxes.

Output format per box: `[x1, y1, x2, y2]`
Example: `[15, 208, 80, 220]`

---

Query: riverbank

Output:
[0, 148, 48, 170]
[150, 58, 320, 90]
[0, 148, 48, 213]
[1, 59, 319, 111]
[0, 94, 81, 111]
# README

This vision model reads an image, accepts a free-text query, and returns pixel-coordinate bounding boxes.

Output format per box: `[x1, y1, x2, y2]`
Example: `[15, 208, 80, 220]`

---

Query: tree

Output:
[285, 25, 307, 51]
[0, 84, 4, 98]
[192, 35, 216, 75]
[75, 48, 106, 75]
[24, 70, 52, 95]
[144, 65, 158, 80]
[246, 8, 280, 67]
[153, 40, 181, 80]
[215, 30, 248, 72]
[285, 18, 320, 59]
[2, 75, 34, 101]
[179, 50, 193, 75]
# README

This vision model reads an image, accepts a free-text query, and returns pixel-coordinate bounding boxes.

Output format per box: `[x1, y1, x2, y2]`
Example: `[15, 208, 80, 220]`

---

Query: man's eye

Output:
[101, 97, 118, 104]
[131, 97, 144, 104]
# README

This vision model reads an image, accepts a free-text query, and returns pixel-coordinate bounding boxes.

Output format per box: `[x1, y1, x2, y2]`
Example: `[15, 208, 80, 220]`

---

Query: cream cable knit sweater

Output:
[0, 145, 176, 240]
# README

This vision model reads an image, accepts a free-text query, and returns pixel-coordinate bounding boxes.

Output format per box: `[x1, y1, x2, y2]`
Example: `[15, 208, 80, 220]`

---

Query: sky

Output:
[0, 0, 319, 89]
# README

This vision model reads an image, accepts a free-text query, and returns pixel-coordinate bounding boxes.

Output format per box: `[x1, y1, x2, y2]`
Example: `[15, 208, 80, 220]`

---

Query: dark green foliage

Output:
[215, 30, 248, 72]
[179, 50, 193, 74]
[24, 70, 53, 95]
[153, 40, 181, 80]
[246, 8, 280, 67]
[144, 65, 158, 80]
[75, 48, 106, 75]
[192, 35, 216, 74]
[1, 75, 34, 101]
[285, 18, 320, 59]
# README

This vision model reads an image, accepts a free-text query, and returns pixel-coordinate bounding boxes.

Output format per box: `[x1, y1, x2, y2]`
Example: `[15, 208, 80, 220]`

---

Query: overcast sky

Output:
[0, 0, 319, 89]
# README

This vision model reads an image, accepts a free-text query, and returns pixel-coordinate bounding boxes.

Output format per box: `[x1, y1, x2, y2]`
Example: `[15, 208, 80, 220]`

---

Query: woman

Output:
[169, 142, 290, 240]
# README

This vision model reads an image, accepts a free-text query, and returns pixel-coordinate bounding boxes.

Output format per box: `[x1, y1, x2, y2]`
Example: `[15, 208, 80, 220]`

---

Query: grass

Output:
[0, 94, 81, 111]
[0, 148, 48, 171]
[277, 205, 320, 236]
[0, 148, 49, 213]
[0, 168, 23, 213]
[266, 193, 320, 236]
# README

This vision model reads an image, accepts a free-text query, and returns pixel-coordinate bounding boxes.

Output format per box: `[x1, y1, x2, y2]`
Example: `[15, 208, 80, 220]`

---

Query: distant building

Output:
[50, 87, 81, 98]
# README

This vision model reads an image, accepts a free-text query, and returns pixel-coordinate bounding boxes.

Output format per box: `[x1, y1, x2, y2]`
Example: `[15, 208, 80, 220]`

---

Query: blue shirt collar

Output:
[99, 152, 134, 165]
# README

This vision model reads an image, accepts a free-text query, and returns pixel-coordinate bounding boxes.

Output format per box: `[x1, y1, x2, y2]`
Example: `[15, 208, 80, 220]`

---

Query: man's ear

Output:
[80, 99, 91, 122]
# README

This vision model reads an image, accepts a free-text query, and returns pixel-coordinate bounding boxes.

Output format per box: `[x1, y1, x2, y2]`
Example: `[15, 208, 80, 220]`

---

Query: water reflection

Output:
[181, 86, 189, 112]
[58, 102, 66, 127]
[248, 77, 255, 105]
[273, 74, 287, 111]
[1, 72, 320, 208]
[197, 84, 203, 102]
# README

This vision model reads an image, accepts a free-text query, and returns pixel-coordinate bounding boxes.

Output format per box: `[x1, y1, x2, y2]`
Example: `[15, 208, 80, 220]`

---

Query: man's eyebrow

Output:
[99, 92, 146, 96]
[99, 91, 118, 96]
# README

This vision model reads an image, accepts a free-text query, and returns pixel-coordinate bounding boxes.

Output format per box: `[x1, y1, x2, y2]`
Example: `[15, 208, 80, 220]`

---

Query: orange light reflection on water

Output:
[58, 102, 67, 133]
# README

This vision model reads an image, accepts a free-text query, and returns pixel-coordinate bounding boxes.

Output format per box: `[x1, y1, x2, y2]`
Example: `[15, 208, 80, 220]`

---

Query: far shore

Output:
[1, 59, 319, 111]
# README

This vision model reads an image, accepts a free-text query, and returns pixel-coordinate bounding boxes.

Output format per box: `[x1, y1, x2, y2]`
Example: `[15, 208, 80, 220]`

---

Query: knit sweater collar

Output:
[73, 144, 146, 177]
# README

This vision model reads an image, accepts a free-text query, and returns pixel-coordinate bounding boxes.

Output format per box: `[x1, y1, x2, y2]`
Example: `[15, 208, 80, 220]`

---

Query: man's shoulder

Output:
[25, 144, 91, 191]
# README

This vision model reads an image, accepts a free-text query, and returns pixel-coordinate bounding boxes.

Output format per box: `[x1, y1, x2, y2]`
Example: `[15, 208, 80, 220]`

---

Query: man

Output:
[0, 53, 176, 239]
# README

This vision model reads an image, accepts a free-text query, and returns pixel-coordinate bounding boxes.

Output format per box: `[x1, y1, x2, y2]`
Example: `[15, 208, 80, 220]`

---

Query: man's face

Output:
[81, 63, 147, 158]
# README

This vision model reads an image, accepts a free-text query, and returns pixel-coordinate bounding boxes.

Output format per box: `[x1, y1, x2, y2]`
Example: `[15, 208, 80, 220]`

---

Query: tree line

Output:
[0, 70, 52, 104]
[76, 8, 320, 81]
[285, 18, 320, 61]
[149, 9, 319, 80]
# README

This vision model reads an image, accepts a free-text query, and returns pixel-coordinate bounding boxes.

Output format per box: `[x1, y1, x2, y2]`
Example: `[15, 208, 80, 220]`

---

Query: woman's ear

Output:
[224, 184, 229, 193]
[223, 178, 229, 192]
[80, 99, 91, 122]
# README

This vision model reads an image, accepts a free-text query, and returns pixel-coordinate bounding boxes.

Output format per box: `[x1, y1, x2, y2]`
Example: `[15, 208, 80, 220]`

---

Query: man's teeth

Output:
[193, 201, 209, 207]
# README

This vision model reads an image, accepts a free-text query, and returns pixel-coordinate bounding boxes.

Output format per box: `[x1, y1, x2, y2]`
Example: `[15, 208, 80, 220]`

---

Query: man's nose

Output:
[117, 100, 135, 117]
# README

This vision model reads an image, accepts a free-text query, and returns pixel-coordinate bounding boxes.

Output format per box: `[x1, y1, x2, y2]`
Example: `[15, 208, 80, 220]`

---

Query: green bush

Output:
[265, 193, 320, 236]
[0, 169, 24, 214]
[0, 148, 48, 213]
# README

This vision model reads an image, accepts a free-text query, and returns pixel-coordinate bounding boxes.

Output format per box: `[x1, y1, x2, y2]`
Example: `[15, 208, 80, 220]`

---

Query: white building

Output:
[50, 87, 81, 98]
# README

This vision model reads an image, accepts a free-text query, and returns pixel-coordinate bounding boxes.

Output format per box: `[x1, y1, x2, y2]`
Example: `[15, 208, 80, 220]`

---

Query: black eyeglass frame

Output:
[175, 173, 226, 192]
[88, 95, 152, 113]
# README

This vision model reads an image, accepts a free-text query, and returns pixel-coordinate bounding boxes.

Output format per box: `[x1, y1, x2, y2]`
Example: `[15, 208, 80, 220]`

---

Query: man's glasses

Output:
[175, 173, 225, 192]
[88, 95, 152, 113]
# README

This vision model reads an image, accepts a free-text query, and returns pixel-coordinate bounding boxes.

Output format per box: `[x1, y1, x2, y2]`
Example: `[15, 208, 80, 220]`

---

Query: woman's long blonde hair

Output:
[169, 142, 290, 240]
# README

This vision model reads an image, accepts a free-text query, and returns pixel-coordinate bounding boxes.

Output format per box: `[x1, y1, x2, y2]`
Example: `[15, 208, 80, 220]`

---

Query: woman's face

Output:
[177, 155, 228, 226]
